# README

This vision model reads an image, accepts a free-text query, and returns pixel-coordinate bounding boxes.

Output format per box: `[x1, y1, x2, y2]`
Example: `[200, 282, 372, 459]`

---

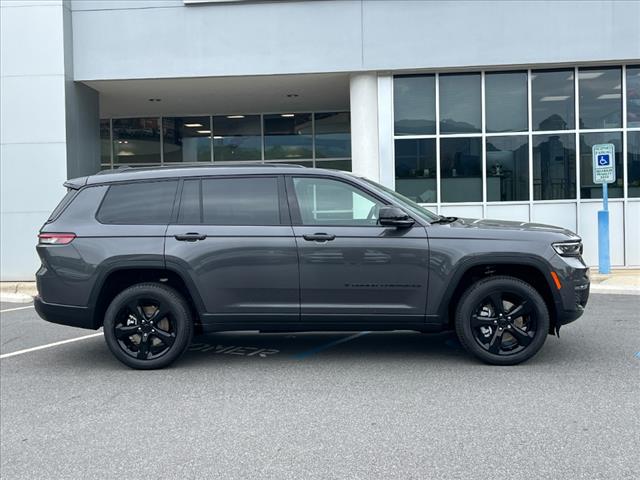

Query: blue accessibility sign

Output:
[597, 154, 611, 166]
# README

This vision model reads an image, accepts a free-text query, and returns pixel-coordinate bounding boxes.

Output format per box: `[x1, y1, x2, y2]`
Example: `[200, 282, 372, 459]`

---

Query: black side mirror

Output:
[378, 206, 415, 228]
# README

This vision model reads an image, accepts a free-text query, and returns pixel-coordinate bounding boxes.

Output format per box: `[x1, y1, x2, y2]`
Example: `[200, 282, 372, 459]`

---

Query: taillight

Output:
[38, 233, 76, 245]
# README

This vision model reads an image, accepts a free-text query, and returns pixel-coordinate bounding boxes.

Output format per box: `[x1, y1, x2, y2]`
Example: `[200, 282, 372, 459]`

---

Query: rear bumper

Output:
[34, 296, 98, 330]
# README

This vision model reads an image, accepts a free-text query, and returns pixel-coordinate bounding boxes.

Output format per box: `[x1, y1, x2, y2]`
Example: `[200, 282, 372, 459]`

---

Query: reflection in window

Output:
[485, 72, 528, 133]
[531, 69, 574, 131]
[212, 115, 261, 161]
[264, 113, 312, 160]
[315, 159, 352, 171]
[440, 137, 482, 202]
[100, 119, 111, 166]
[486, 136, 529, 201]
[112, 118, 161, 164]
[202, 177, 280, 225]
[627, 66, 640, 128]
[394, 75, 436, 135]
[439, 74, 481, 133]
[628, 131, 640, 198]
[579, 67, 622, 129]
[163, 116, 211, 163]
[394, 139, 437, 203]
[314, 112, 351, 158]
[532, 134, 576, 200]
[579, 132, 623, 199]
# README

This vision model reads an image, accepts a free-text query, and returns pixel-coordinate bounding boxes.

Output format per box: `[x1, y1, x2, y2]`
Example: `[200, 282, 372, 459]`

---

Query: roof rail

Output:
[95, 163, 305, 175]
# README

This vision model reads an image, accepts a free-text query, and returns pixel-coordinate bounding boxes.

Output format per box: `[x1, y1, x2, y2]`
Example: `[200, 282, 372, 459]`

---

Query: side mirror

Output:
[378, 206, 415, 228]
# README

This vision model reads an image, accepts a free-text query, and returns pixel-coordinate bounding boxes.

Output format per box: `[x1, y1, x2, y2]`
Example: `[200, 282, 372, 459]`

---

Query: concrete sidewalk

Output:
[1, 269, 638, 303]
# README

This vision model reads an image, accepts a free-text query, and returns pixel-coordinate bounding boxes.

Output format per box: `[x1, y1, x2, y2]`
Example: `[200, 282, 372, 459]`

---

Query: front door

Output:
[287, 175, 429, 327]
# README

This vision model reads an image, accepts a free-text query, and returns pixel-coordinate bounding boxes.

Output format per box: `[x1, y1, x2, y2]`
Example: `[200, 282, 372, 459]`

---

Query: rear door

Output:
[165, 175, 299, 327]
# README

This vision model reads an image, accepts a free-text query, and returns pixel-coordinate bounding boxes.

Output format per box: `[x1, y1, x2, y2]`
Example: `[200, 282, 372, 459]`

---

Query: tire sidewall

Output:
[103, 283, 193, 369]
[455, 277, 550, 366]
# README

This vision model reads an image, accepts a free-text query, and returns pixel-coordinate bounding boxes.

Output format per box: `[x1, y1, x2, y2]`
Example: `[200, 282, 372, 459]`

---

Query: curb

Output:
[0, 282, 37, 304]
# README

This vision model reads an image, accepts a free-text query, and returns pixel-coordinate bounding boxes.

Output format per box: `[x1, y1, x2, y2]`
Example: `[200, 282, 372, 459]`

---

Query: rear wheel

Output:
[103, 283, 193, 369]
[455, 276, 549, 365]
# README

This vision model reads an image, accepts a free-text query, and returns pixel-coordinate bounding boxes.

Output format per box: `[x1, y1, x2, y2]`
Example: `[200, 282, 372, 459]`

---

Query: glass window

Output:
[212, 115, 262, 162]
[314, 112, 351, 158]
[177, 179, 201, 224]
[394, 139, 437, 203]
[486, 136, 529, 202]
[315, 159, 352, 171]
[440, 137, 482, 202]
[264, 113, 312, 160]
[97, 181, 178, 224]
[627, 66, 640, 128]
[485, 72, 528, 133]
[579, 67, 622, 129]
[201, 177, 280, 225]
[394, 75, 436, 135]
[439, 73, 481, 134]
[532, 134, 576, 200]
[112, 118, 161, 164]
[579, 132, 623, 199]
[100, 119, 111, 166]
[628, 131, 640, 198]
[163, 116, 211, 163]
[531, 69, 574, 131]
[292, 177, 383, 226]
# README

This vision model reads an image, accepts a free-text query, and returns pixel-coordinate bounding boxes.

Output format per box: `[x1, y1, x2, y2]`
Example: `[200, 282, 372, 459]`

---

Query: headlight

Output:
[552, 241, 583, 257]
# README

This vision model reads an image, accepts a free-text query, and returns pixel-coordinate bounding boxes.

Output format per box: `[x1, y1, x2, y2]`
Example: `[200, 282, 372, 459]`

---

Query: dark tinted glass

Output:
[486, 136, 529, 201]
[201, 177, 280, 225]
[579, 67, 622, 129]
[395, 139, 437, 203]
[628, 131, 640, 198]
[440, 137, 482, 202]
[531, 69, 574, 131]
[264, 113, 313, 160]
[177, 179, 201, 224]
[394, 75, 436, 135]
[315, 112, 351, 158]
[213, 115, 261, 161]
[112, 118, 161, 164]
[315, 159, 351, 171]
[485, 72, 528, 132]
[163, 116, 211, 163]
[579, 132, 623, 199]
[100, 119, 110, 166]
[627, 66, 640, 128]
[98, 181, 178, 224]
[532, 134, 576, 200]
[439, 74, 481, 134]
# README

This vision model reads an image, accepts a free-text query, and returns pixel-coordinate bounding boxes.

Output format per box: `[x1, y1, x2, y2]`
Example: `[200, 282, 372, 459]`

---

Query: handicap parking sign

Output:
[592, 144, 615, 184]
[597, 154, 611, 166]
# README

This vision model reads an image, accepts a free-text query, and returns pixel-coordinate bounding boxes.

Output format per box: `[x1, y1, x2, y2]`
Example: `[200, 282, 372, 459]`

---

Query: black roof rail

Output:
[96, 163, 305, 175]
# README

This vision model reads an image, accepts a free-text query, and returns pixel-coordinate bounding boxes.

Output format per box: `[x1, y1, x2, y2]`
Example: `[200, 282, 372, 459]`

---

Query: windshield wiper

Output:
[431, 215, 458, 224]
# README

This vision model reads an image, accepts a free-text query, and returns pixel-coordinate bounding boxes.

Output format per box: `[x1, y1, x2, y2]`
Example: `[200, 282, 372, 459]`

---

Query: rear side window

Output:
[46, 189, 77, 223]
[177, 177, 280, 225]
[97, 180, 178, 224]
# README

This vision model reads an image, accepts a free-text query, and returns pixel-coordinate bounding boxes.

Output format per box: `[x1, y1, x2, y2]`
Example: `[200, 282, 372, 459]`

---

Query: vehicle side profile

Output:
[35, 165, 590, 369]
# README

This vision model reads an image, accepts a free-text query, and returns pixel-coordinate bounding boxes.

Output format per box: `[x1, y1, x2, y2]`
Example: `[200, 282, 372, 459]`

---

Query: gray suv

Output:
[35, 165, 590, 369]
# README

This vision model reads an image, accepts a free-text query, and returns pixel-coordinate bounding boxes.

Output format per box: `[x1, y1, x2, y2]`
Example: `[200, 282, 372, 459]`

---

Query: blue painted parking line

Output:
[635, 351, 640, 359]
[294, 331, 371, 360]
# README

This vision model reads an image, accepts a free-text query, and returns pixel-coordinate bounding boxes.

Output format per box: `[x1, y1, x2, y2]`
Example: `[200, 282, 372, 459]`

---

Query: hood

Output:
[448, 217, 580, 240]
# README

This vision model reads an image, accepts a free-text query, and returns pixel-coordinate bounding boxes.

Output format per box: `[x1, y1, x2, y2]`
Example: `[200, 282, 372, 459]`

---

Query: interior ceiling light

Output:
[539, 95, 570, 102]
[281, 113, 295, 117]
[597, 93, 621, 100]
[213, 136, 223, 139]
[184, 123, 203, 127]
[286, 93, 299, 98]
[147, 98, 162, 102]
[577, 72, 604, 80]
[227, 115, 245, 119]
[196, 130, 211, 134]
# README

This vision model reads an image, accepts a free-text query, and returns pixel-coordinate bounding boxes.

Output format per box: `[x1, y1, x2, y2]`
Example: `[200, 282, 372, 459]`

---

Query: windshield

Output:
[359, 177, 440, 223]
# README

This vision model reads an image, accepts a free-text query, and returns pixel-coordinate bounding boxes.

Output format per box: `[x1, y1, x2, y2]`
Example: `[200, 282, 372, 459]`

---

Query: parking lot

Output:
[1, 294, 638, 479]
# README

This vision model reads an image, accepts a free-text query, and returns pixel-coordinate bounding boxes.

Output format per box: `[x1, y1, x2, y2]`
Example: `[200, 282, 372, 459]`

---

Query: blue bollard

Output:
[598, 210, 610, 274]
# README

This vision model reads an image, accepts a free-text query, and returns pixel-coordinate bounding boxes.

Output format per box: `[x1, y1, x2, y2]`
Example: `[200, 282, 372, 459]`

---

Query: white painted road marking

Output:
[0, 333, 102, 360]
[0, 305, 34, 314]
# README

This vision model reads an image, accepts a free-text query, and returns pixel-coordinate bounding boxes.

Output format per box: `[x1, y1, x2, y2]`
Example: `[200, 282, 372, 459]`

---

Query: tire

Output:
[454, 276, 550, 366]
[103, 283, 193, 369]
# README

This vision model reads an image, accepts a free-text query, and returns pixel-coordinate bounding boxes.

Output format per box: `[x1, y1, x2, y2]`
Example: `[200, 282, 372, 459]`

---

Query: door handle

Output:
[174, 232, 207, 242]
[303, 233, 336, 242]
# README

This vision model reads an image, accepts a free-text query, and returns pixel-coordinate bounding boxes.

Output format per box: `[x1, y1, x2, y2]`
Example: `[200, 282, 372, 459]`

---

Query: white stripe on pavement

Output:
[0, 305, 34, 313]
[0, 333, 102, 360]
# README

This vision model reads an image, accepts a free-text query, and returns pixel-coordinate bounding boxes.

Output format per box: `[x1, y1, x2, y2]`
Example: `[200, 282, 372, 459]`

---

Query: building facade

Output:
[1, 0, 639, 280]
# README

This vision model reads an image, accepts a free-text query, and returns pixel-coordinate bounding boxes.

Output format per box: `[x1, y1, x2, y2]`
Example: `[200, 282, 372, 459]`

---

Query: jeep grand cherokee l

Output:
[35, 165, 590, 369]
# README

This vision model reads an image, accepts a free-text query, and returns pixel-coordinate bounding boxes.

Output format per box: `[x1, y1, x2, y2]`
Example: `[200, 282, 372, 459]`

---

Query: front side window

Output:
[97, 181, 178, 224]
[292, 177, 384, 226]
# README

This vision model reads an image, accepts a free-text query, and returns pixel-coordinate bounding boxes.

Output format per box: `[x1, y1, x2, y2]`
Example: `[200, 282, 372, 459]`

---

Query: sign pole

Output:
[596, 152, 611, 275]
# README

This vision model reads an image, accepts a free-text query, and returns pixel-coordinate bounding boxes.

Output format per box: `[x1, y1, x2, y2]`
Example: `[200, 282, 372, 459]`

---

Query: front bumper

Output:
[34, 296, 97, 330]
[553, 258, 590, 328]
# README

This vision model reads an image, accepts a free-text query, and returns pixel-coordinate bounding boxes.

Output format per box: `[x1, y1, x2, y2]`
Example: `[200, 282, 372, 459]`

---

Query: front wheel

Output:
[103, 283, 193, 369]
[455, 276, 550, 365]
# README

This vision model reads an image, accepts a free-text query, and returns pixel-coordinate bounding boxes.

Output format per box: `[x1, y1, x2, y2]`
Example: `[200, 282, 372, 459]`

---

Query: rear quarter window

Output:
[97, 180, 178, 224]
[46, 189, 78, 223]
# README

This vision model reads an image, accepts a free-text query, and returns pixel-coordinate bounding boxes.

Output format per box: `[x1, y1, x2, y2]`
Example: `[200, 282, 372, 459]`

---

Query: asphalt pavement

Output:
[1, 294, 639, 479]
